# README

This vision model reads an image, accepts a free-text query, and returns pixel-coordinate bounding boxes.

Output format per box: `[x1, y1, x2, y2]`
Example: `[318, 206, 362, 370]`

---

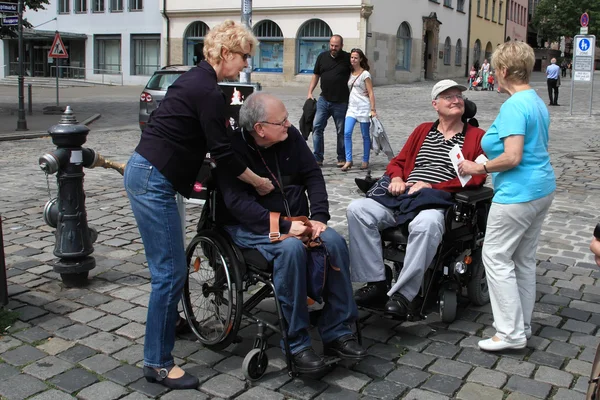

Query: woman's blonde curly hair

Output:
[491, 41, 535, 84]
[203, 20, 258, 64]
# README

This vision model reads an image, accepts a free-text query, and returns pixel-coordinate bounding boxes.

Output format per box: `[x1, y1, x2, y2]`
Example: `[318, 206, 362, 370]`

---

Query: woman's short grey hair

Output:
[239, 92, 270, 131]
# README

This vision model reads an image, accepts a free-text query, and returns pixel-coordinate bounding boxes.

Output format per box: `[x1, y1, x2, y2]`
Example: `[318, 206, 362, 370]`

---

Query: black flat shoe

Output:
[385, 292, 411, 318]
[292, 348, 326, 373]
[354, 281, 388, 308]
[324, 334, 367, 360]
[143, 365, 199, 390]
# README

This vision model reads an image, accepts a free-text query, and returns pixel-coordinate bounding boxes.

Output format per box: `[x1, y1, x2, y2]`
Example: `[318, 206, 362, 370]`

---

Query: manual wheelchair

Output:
[180, 160, 358, 381]
[354, 172, 494, 323]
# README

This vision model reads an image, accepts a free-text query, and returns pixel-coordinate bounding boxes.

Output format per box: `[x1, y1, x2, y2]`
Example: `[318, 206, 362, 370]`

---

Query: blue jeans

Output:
[224, 225, 358, 354]
[312, 97, 348, 163]
[124, 152, 186, 368]
[344, 116, 371, 163]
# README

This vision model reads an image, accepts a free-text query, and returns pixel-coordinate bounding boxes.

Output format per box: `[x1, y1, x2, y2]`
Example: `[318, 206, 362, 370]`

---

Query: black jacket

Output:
[135, 61, 246, 197]
[215, 126, 330, 235]
[299, 98, 316, 140]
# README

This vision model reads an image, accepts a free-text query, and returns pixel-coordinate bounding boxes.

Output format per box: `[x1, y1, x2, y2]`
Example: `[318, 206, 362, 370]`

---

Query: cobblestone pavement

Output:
[0, 72, 599, 400]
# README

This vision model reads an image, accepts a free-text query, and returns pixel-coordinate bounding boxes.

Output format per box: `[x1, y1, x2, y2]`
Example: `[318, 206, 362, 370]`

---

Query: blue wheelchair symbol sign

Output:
[579, 38, 591, 52]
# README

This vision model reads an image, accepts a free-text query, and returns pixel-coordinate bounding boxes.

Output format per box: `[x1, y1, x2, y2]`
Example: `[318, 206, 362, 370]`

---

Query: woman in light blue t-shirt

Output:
[459, 41, 556, 352]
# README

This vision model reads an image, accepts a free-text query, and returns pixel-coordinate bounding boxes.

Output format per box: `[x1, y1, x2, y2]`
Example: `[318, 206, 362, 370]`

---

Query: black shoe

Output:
[554, 103, 560, 106]
[324, 334, 367, 360]
[354, 281, 388, 308]
[143, 366, 199, 390]
[385, 292, 411, 318]
[292, 348, 326, 373]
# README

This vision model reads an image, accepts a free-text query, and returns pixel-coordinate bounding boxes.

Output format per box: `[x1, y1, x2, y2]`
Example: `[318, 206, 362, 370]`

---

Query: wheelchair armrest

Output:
[454, 187, 494, 204]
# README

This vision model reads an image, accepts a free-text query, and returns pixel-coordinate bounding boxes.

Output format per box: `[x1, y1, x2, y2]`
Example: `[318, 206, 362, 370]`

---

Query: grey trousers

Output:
[346, 198, 445, 301]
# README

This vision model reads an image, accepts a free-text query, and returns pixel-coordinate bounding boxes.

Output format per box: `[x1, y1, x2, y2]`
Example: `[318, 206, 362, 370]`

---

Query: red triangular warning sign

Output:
[49, 31, 69, 59]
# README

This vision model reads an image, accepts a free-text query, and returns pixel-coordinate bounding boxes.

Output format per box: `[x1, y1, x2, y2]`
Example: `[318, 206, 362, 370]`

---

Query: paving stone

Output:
[0, 373, 48, 400]
[504, 375, 552, 399]
[78, 332, 132, 354]
[395, 351, 436, 369]
[447, 320, 484, 335]
[54, 324, 97, 341]
[466, 366, 507, 388]
[88, 315, 130, 332]
[236, 386, 284, 400]
[56, 344, 97, 363]
[12, 326, 51, 343]
[420, 374, 462, 397]
[456, 347, 498, 368]
[386, 365, 430, 387]
[569, 333, 600, 348]
[36, 337, 75, 355]
[115, 322, 146, 339]
[172, 339, 202, 359]
[565, 359, 594, 376]
[76, 292, 113, 307]
[98, 299, 136, 315]
[120, 393, 152, 400]
[161, 389, 208, 400]
[532, 312, 563, 327]
[526, 336, 551, 351]
[570, 300, 600, 314]
[104, 364, 144, 386]
[120, 306, 148, 323]
[402, 388, 449, 400]
[201, 374, 247, 399]
[539, 294, 572, 307]
[578, 346, 596, 363]
[427, 358, 472, 379]
[22, 356, 74, 380]
[128, 378, 169, 398]
[36, 315, 73, 333]
[505, 393, 539, 400]
[360, 379, 407, 400]
[322, 367, 371, 391]
[559, 288, 583, 300]
[366, 343, 405, 361]
[534, 365, 574, 388]
[552, 388, 586, 400]
[28, 389, 77, 399]
[353, 355, 395, 378]
[79, 353, 122, 374]
[527, 350, 566, 369]
[17, 305, 49, 321]
[1, 344, 47, 366]
[387, 334, 431, 352]
[539, 326, 571, 342]
[188, 348, 228, 367]
[495, 358, 535, 378]
[562, 319, 597, 334]
[49, 368, 99, 393]
[112, 344, 144, 364]
[314, 386, 359, 400]
[76, 381, 129, 400]
[546, 341, 581, 358]
[256, 370, 293, 391]
[0, 362, 20, 380]
[214, 355, 245, 380]
[456, 382, 503, 400]
[428, 330, 465, 345]
[67, 308, 106, 324]
[573, 376, 589, 393]
[422, 342, 460, 359]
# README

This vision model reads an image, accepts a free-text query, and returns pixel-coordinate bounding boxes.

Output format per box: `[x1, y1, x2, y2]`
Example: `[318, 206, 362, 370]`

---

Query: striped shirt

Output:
[407, 128, 465, 184]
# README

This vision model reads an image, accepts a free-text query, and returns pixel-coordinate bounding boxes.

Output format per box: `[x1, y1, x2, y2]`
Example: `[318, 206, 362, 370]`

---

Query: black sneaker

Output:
[385, 292, 411, 318]
[354, 282, 388, 308]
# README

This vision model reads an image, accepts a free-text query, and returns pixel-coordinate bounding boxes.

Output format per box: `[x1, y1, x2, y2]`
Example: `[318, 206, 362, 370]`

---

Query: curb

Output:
[0, 114, 102, 142]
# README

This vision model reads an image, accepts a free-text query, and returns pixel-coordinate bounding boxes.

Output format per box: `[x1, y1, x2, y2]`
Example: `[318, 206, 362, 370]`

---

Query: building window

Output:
[455, 39, 462, 66]
[444, 0, 452, 7]
[395, 22, 412, 71]
[457, 0, 465, 12]
[93, 0, 104, 12]
[473, 39, 481, 65]
[75, 0, 87, 13]
[132, 35, 160, 75]
[184, 21, 209, 65]
[477, 0, 481, 16]
[58, 0, 70, 13]
[443, 37, 451, 65]
[253, 20, 284, 73]
[499, 2, 503, 24]
[484, 41, 493, 61]
[484, 0, 489, 18]
[129, 0, 142, 11]
[95, 35, 121, 73]
[492, 0, 496, 21]
[297, 19, 333, 74]
[110, 0, 122, 11]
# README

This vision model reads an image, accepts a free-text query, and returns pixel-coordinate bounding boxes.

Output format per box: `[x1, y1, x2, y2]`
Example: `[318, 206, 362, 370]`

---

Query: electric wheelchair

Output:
[181, 160, 358, 381]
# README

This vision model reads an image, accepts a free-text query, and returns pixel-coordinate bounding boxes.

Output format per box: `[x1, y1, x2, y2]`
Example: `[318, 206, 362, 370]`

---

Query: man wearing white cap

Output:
[347, 79, 487, 317]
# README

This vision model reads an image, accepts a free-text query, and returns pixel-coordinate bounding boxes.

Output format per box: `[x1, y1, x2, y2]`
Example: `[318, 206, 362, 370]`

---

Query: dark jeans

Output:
[312, 97, 348, 163]
[547, 79, 559, 105]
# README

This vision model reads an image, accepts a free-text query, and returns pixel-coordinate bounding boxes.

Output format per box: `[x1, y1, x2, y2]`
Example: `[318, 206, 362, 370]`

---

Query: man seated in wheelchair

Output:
[214, 92, 367, 373]
[347, 79, 487, 318]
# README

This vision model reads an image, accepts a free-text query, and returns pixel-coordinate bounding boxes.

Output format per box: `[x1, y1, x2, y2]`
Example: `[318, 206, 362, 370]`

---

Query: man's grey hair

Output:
[239, 92, 271, 132]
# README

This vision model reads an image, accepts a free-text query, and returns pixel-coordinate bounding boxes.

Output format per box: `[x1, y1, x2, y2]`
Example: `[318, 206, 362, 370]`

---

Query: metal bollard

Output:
[27, 84, 32, 116]
[0, 215, 8, 306]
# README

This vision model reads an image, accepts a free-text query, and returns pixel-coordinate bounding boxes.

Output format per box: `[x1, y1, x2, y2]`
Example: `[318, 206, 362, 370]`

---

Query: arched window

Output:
[184, 21, 209, 66]
[455, 39, 462, 66]
[473, 39, 481, 66]
[484, 41, 493, 61]
[253, 20, 284, 72]
[395, 22, 412, 71]
[443, 37, 451, 65]
[297, 19, 332, 74]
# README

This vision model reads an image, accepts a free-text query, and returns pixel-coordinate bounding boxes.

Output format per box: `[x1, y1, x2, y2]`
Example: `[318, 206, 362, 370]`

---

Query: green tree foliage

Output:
[532, 0, 600, 43]
[0, 0, 50, 38]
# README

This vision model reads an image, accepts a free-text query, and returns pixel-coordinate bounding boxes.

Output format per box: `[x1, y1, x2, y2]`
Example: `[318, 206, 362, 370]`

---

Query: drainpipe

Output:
[465, 0, 472, 77]
[162, 0, 171, 66]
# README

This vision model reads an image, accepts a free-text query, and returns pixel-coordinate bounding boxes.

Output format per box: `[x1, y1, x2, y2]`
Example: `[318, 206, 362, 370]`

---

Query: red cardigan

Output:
[385, 122, 487, 193]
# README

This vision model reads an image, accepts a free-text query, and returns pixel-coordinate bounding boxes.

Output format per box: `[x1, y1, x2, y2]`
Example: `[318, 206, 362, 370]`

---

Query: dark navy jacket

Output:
[215, 126, 330, 235]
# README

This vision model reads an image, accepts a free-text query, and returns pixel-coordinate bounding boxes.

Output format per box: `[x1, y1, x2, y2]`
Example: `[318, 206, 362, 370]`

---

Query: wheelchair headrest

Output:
[463, 98, 477, 120]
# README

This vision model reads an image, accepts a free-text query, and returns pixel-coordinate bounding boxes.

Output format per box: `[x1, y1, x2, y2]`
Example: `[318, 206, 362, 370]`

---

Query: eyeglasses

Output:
[231, 50, 250, 61]
[438, 94, 465, 102]
[259, 116, 289, 127]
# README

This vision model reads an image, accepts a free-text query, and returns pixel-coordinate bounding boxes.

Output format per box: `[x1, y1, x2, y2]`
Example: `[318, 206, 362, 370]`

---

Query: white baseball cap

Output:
[431, 79, 468, 101]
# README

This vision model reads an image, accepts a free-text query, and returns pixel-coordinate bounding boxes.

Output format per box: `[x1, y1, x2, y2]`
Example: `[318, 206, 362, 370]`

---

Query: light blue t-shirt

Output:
[546, 64, 560, 79]
[481, 89, 556, 204]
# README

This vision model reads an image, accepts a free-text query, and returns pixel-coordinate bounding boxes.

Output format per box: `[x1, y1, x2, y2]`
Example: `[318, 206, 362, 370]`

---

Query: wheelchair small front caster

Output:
[439, 289, 457, 323]
[243, 348, 269, 381]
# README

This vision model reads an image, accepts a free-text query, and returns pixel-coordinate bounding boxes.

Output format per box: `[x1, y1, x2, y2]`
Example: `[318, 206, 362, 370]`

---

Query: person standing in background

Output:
[546, 58, 561, 106]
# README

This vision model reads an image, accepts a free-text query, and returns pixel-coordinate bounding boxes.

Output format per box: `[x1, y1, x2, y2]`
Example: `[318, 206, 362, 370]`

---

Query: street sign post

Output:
[570, 35, 596, 116]
[581, 12, 589, 27]
[0, 2, 17, 13]
[2, 15, 17, 25]
[48, 31, 69, 107]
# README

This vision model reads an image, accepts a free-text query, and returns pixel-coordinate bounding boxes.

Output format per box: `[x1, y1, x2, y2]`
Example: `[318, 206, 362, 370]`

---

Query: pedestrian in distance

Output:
[480, 59, 491, 90]
[307, 35, 352, 168]
[561, 59, 568, 78]
[123, 20, 273, 390]
[341, 48, 376, 172]
[459, 41, 556, 352]
[468, 65, 477, 90]
[546, 58, 561, 106]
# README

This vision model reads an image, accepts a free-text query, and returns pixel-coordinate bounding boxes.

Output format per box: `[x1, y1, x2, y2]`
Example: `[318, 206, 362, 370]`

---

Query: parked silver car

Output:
[138, 65, 193, 132]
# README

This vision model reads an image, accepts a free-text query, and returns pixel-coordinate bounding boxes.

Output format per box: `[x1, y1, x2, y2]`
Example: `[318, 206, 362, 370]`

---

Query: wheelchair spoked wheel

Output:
[439, 289, 458, 323]
[182, 230, 243, 350]
[467, 249, 490, 306]
[242, 348, 269, 381]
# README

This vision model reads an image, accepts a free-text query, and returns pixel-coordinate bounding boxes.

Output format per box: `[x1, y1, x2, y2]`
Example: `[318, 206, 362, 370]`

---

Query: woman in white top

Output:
[481, 59, 491, 90]
[341, 48, 376, 171]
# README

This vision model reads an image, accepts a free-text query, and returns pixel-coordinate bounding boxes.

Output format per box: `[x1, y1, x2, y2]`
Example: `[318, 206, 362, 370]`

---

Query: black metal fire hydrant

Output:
[39, 106, 99, 287]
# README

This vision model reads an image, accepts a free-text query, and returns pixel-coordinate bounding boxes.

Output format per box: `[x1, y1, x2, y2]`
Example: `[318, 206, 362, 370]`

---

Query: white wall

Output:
[165, 0, 362, 12]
